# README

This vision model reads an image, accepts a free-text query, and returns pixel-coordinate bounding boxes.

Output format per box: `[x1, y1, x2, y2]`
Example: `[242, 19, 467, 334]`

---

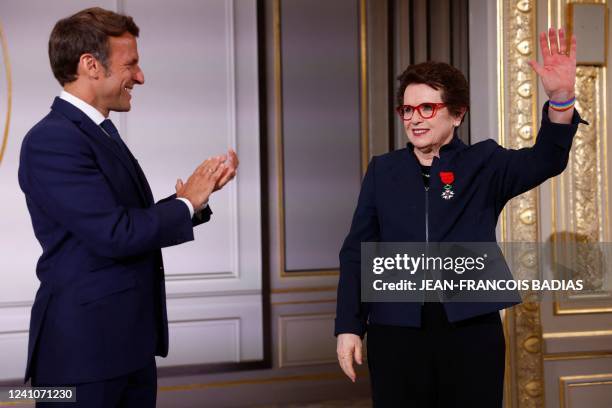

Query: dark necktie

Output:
[100, 119, 140, 178]
[99, 119, 151, 202]
[100, 119, 128, 153]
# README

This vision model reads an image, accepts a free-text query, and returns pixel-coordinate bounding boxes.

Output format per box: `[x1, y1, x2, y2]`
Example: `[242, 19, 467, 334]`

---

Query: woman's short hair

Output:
[49, 7, 139, 86]
[396, 61, 469, 118]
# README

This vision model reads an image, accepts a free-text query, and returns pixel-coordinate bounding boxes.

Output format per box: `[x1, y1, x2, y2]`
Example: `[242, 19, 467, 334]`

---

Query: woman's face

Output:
[402, 83, 462, 153]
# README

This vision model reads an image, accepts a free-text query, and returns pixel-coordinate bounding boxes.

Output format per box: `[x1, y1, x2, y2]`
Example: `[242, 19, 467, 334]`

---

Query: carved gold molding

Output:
[553, 66, 609, 308]
[499, 1, 545, 408]
[552, 0, 611, 315]
[558, 67, 605, 292]
[499, 1, 610, 403]
[0, 20, 12, 167]
[572, 68, 600, 245]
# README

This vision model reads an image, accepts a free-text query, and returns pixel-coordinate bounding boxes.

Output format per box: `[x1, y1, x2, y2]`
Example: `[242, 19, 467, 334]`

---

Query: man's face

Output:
[95, 33, 144, 115]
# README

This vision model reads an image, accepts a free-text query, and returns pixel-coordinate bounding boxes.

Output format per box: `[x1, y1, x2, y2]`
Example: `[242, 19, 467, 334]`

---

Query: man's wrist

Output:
[176, 197, 195, 218]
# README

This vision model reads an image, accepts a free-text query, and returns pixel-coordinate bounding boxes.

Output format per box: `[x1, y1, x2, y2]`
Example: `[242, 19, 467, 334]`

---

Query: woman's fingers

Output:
[339, 353, 356, 382]
[527, 60, 545, 77]
[558, 28, 567, 54]
[548, 27, 559, 55]
[538, 28, 575, 60]
[539, 31, 550, 61]
[354, 342, 363, 365]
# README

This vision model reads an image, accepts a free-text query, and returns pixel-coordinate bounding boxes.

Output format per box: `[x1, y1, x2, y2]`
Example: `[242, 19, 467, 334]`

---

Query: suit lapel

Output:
[51, 98, 151, 206]
[123, 147, 155, 205]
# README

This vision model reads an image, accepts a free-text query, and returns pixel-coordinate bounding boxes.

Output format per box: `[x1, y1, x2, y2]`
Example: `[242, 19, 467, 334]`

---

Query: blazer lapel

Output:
[391, 147, 426, 194]
[123, 147, 155, 205]
[51, 98, 150, 206]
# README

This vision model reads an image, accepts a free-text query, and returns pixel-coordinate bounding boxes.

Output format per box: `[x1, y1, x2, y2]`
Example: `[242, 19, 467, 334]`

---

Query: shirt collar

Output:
[405, 133, 467, 155]
[439, 134, 466, 152]
[59, 90, 106, 125]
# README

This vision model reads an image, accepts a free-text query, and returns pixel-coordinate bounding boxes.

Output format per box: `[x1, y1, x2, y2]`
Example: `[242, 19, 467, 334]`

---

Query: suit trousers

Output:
[367, 302, 505, 408]
[33, 359, 157, 408]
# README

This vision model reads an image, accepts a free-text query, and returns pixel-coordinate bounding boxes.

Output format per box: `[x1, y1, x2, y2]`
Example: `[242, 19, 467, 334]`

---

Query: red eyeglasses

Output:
[396, 103, 447, 121]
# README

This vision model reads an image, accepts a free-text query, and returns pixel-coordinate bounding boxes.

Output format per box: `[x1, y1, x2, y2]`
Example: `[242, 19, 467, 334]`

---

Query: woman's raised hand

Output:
[528, 27, 576, 102]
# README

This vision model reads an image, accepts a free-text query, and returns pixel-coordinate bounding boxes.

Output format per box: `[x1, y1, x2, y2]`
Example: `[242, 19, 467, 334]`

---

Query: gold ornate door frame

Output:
[499, 1, 611, 407]
[498, 1, 544, 406]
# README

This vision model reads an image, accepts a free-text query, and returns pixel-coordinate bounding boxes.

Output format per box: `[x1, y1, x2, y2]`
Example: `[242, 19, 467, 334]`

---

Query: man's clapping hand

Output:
[214, 149, 239, 192]
[175, 149, 239, 210]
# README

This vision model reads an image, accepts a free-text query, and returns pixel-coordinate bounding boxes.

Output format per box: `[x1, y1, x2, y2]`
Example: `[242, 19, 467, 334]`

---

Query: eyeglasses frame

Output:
[395, 102, 447, 121]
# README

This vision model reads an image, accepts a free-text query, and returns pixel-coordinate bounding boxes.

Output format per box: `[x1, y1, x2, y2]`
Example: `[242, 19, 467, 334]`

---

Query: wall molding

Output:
[277, 312, 336, 368]
[559, 373, 612, 408]
[272, 0, 368, 277]
[165, 271, 236, 281]
[160, 317, 242, 366]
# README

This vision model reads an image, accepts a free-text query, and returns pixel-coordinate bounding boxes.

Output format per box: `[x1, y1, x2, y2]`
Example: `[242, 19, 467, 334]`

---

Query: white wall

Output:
[469, 0, 499, 144]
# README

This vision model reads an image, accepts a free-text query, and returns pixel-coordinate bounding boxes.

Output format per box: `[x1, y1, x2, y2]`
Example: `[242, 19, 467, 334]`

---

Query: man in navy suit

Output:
[18, 7, 237, 407]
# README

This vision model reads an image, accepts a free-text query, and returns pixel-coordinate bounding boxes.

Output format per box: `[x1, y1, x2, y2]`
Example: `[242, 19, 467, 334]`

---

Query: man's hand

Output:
[176, 157, 225, 210]
[214, 149, 239, 192]
[337, 333, 363, 383]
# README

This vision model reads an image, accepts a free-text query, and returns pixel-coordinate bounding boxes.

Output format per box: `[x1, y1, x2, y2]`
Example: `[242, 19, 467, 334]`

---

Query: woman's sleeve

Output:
[492, 102, 588, 207]
[335, 157, 380, 337]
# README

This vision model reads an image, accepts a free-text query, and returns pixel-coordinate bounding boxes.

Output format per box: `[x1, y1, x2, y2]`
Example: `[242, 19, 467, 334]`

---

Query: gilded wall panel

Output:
[499, 1, 545, 407]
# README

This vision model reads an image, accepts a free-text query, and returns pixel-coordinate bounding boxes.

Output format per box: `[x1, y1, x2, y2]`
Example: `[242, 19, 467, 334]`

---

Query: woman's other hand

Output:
[337, 333, 363, 382]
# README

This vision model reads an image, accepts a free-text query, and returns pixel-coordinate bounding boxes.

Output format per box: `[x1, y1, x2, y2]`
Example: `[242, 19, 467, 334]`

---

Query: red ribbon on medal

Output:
[439, 171, 455, 185]
[439, 171, 455, 200]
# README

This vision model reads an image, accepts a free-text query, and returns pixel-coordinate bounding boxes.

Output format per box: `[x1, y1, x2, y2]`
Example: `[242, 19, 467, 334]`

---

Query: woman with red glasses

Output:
[335, 28, 587, 407]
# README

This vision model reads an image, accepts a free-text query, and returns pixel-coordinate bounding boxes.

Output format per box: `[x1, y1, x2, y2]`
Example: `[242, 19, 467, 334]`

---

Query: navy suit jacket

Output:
[18, 97, 211, 384]
[335, 104, 587, 337]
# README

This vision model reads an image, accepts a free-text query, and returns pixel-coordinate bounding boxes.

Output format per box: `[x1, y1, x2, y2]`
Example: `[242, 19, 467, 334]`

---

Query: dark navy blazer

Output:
[18, 97, 211, 383]
[335, 103, 587, 336]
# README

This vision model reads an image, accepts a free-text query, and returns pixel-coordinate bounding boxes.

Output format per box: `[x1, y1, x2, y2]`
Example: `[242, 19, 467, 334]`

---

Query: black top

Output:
[420, 164, 431, 188]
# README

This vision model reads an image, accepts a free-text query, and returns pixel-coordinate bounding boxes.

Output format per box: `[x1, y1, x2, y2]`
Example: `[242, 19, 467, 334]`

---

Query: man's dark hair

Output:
[396, 61, 469, 118]
[49, 7, 139, 86]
